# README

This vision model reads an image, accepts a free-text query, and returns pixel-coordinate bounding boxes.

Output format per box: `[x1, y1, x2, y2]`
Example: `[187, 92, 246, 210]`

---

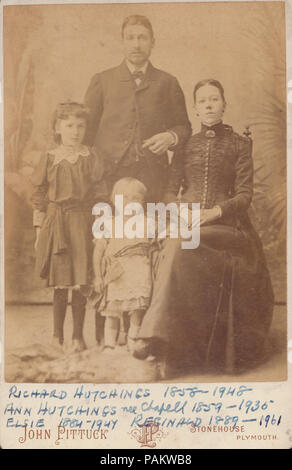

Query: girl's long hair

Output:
[52, 101, 90, 144]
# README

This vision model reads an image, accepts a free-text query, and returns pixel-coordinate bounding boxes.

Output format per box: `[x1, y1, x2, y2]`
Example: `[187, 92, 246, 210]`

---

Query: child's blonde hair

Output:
[111, 177, 147, 205]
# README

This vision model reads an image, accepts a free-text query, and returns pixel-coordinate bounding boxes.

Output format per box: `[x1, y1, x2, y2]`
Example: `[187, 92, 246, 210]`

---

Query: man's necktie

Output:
[132, 71, 144, 85]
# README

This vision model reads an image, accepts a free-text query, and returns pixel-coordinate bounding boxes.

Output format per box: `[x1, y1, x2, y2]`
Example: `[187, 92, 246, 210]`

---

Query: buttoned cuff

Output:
[167, 130, 178, 149]
[33, 210, 46, 227]
[214, 204, 224, 219]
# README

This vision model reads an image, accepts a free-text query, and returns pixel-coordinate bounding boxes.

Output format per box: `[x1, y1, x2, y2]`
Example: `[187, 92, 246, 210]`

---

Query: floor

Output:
[4, 303, 287, 383]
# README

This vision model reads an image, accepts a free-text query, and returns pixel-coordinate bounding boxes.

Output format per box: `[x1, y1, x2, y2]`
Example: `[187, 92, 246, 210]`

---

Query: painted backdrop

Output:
[3, 1, 286, 303]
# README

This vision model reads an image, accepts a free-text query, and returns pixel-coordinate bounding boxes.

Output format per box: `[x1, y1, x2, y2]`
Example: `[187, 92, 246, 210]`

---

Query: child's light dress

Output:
[98, 216, 157, 318]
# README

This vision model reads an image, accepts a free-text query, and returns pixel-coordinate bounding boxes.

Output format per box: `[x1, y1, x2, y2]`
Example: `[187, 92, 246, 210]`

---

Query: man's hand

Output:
[142, 132, 175, 155]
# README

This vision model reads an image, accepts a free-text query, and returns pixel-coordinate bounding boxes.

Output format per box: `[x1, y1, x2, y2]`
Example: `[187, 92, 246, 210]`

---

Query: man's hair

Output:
[121, 15, 154, 38]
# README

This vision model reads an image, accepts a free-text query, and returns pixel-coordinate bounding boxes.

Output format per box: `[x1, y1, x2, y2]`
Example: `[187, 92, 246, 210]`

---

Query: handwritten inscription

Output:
[2, 384, 283, 445]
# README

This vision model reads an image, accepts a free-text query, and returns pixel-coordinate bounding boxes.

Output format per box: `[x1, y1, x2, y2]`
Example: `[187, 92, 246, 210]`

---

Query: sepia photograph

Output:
[2, 0, 287, 386]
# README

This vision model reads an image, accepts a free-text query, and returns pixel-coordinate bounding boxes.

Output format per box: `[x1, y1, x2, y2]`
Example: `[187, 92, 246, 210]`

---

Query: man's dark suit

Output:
[84, 61, 191, 201]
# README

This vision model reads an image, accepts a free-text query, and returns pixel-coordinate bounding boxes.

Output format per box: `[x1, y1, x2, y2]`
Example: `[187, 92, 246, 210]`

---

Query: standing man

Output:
[84, 14, 191, 202]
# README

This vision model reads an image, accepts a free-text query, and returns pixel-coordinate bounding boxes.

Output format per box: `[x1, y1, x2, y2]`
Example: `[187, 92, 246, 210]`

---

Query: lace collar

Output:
[49, 145, 90, 166]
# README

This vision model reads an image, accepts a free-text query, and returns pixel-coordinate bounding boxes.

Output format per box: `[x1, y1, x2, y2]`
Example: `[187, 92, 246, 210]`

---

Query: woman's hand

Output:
[200, 206, 222, 226]
[180, 207, 201, 229]
[34, 227, 41, 250]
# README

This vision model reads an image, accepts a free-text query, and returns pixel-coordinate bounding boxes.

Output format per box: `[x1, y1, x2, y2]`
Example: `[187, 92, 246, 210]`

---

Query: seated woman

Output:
[134, 78, 274, 378]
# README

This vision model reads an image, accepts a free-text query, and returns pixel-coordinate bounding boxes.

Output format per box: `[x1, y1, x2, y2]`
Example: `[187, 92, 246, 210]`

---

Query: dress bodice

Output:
[31, 146, 107, 212]
[165, 122, 253, 227]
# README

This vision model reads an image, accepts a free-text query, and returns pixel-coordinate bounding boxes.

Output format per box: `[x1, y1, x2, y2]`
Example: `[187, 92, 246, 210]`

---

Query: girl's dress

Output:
[31, 144, 107, 287]
[98, 217, 157, 318]
[138, 122, 274, 372]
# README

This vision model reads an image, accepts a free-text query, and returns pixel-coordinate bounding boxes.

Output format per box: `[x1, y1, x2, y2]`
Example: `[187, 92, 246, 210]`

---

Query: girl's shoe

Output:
[50, 336, 64, 354]
[70, 338, 87, 354]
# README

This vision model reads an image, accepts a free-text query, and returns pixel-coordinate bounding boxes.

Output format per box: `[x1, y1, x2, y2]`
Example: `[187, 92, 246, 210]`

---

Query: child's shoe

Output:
[127, 324, 142, 355]
[127, 336, 136, 354]
[118, 330, 127, 346]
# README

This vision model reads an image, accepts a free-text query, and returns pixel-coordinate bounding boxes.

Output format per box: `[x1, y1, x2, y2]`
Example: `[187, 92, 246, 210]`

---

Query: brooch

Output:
[205, 130, 216, 138]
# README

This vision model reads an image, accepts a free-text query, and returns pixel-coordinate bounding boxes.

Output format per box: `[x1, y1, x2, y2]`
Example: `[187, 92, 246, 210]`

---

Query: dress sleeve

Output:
[30, 153, 49, 227]
[90, 148, 109, 204]
[218, 136, 253, 218]
[84, 73, 104, 146]
[163, 149, 184, 204]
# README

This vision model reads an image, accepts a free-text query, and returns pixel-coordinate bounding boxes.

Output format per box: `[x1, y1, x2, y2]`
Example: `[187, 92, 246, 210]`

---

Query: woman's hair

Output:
[121, 15, 154, 38]
[111, 177, 147, 205]
[193, 79, 226, 105]
[52, 101, 90, 143]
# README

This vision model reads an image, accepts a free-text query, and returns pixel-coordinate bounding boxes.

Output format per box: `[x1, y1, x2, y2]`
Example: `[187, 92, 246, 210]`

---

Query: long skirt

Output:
[35, 203, 93, 287]
[138, 223, 274, 373]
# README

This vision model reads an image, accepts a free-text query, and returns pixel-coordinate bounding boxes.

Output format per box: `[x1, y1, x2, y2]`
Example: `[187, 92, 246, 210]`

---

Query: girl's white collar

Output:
[49, 144, 90, 166]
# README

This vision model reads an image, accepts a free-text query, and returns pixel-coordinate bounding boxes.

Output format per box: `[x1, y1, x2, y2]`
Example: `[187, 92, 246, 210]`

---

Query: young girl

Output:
[31, 101, 107, 353]
[93, 177, 158, 354]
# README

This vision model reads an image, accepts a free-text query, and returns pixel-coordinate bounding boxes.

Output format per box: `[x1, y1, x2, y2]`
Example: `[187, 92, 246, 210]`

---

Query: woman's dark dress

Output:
[138, 122, 274, 372]
[31, 145, 107, 287]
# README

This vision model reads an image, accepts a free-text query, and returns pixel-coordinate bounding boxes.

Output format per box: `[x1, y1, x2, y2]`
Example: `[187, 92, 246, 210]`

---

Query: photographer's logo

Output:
[129, 422, 167, 448]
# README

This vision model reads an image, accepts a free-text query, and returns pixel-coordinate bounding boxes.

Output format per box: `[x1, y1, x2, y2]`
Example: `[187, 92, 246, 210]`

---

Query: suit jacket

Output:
[84, 61, 192, 172]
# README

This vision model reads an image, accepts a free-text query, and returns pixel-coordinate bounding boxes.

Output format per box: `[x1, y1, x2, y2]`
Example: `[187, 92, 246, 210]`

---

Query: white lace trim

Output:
[48, 145, 90, 166]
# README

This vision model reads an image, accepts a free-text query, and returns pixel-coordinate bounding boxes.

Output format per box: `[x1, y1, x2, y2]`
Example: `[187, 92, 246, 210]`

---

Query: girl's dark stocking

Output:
[71, 289, 86, 341]
[53, 288, 68, 344]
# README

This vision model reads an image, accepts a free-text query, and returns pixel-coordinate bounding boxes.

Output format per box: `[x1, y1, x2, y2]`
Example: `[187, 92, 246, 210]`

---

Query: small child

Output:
[93, 177, 157, 354]
[31, 101, 107, 353]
